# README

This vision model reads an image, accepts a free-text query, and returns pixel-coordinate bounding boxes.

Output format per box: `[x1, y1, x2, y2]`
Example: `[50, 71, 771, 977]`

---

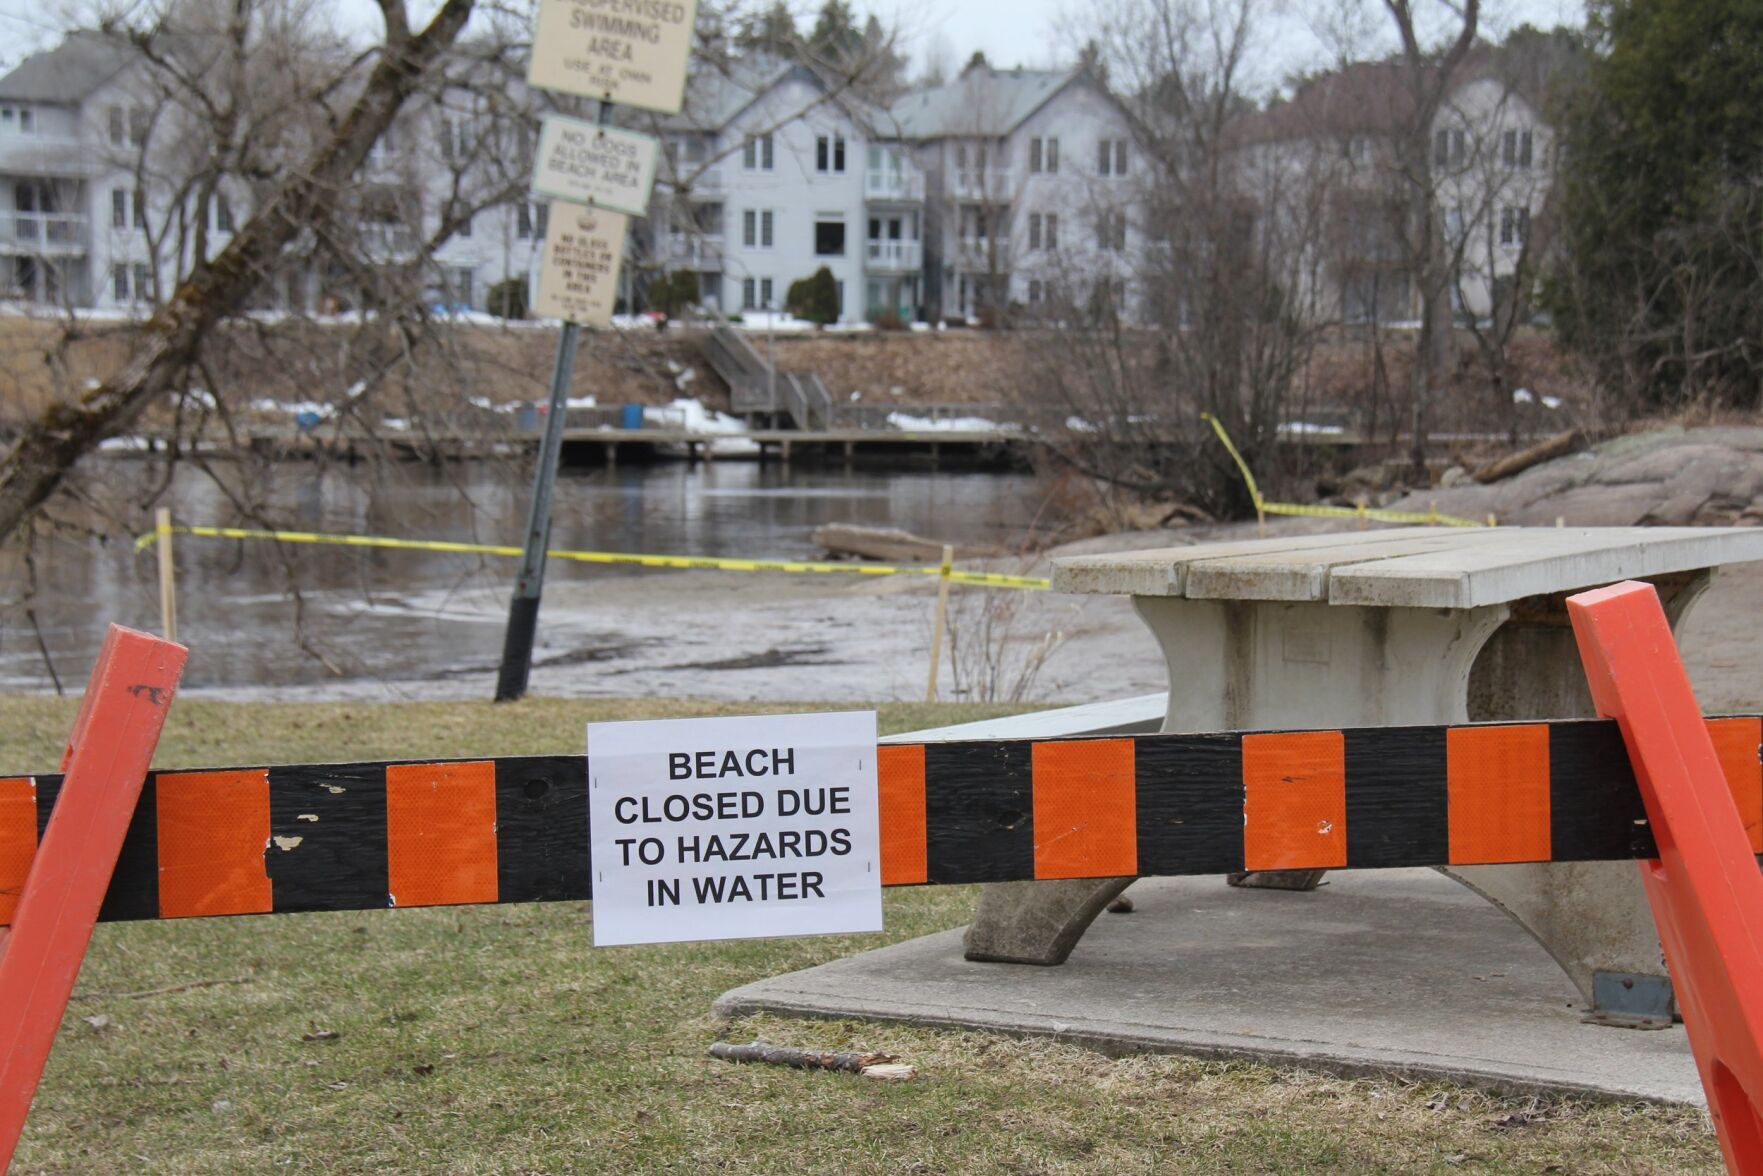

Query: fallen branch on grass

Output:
[69, 976, 251, 1002]
[709, 1040, 915, 1080]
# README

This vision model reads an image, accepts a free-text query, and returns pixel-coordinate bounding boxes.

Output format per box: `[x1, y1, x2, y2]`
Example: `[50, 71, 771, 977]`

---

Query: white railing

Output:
[864, 239, 921, 270]
[667, 235, 724, 268]
[864, 169, 923, 201]
[360, 222, 419, 256]
[952, 168, 1013, 200]
[669, 166, 722, 195]
[5, 212, 87, 251]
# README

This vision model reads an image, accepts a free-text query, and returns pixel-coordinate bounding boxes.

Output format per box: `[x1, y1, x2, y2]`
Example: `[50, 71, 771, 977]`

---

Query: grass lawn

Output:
[1, 696, 1721, 1173]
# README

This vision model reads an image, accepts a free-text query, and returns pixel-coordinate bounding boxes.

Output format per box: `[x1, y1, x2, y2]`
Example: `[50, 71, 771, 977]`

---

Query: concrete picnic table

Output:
[965, 525, 1763, 1026]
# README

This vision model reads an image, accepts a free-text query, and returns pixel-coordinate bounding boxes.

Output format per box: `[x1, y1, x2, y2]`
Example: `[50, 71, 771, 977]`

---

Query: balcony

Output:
[0, 135, 98, 178]
[951, 168, 1013, 201]
[665, 234, 724, 269]
[864, 239, 920, 272]
[664, 165, 722, 198]
[954, 238, 1005, 271]
[359, 222, 419, 258]
[2, 212, 87, 256]
[864, 169, 923, 202]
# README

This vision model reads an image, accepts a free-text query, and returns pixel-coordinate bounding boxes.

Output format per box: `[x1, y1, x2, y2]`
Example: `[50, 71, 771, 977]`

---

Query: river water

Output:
[0, 460, 1055, 697]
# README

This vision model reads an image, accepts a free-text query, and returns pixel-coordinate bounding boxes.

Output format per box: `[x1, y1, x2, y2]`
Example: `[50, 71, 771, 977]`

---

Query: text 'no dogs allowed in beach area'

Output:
[586, 711, 883, 946]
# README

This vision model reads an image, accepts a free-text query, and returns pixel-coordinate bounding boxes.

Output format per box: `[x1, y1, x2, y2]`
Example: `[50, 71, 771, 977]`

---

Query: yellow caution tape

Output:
[135, 524, 1052, 590]
[1201, 413, 1490, 530]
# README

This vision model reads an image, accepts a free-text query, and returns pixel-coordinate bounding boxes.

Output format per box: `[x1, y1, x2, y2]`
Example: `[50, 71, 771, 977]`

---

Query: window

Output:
[1030, 138, 1042, 173]
[1045, 212, 1057, 249]
[18, 107, 31, 133]
[112, 188, 127, 229]
[1028, 279, 1042, 304]
[535, 203, 548, 237]
[1500, 205, 1530, 246]
[128, 107, 146, 147]
[113, 263, 129, 301]
[442, 117, 473, 162]
[1028, 212, 1041, 250]
[762, 210, 773, 247]
[1502, 129, 1533, 169]
[742, 133, 774, 171]
[1432, 127, 1465, 168]
[1029, 135, 1060, 174]
[0, 107, 11, 125]
[814, 218, 846, 257]
[760, 277, 773, 307]
[133, 189, 145, 229]
[451, 266, 473, 306]
[815, 134, 847, 173]
[1096, 211, 1126, 251]
[215, 196, 234, 234]
[518, 202, 533, 238]
[742, 209, 774, 247]
[742, 277, 757, 308]
[1098, 138, 1129, 176]
[133, 263, 151, 300]
[1045, 136, 1058, 173]
[108, 105, 125, 145]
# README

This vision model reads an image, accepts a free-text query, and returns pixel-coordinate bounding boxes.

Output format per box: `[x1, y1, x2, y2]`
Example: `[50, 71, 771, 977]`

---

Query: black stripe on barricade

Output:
[32, 774, 163, 922]
[267, 761, 390, 913]
[495, 755, 592, 904]
[1549, 722, 1658, 862]
[1133, 734, 1243, 876]
[1344, 726, 1448, 869]
[924, 740, 1033, 883]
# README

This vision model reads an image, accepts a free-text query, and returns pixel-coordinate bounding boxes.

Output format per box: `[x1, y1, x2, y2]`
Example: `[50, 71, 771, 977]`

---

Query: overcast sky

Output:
[0, 0, 1590, 93]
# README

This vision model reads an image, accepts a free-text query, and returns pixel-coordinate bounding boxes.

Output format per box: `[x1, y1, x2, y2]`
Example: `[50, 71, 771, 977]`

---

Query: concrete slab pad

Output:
[716, 869, 1703, 1105]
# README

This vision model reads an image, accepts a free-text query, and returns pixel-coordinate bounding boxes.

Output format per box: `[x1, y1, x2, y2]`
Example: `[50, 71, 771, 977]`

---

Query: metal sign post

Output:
[495, 0, 691, 701]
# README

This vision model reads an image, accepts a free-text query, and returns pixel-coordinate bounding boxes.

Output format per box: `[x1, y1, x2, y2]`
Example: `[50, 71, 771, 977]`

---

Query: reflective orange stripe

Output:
[1448, 724, 1551, 864]
[0, 778, 34, 927]
[156, 770, 273, 919]
[1032, 739, 1136, 879]
[1706, 717, 1763, 853]
[385, 761, 498, 908]
[877, 744, 927, 885]
[1242, 731, 1346, 871]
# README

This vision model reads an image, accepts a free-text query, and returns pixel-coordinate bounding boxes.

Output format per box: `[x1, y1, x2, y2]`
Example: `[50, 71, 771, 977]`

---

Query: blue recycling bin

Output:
[621, 403, 645, 429]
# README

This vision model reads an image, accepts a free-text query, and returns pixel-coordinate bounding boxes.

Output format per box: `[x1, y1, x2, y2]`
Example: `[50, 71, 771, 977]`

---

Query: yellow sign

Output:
[534, 201, 627, 325]
[527, 0, 698, 114]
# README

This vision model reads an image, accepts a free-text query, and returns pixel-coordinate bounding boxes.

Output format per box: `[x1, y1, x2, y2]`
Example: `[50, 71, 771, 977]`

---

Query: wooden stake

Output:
[925, 544, 953, 703]
[155, 508, 177, 643]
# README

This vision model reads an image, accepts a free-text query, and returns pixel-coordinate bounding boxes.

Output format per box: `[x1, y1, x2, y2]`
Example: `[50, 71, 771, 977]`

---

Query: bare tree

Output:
[0, 0, 477, 545]
[1027, 0, 1332, 516]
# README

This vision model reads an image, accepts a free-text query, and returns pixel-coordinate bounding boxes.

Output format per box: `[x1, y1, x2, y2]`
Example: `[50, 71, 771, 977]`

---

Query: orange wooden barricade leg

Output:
[1568, 581, 1763, 1175]
[0, 625, 187, 1172]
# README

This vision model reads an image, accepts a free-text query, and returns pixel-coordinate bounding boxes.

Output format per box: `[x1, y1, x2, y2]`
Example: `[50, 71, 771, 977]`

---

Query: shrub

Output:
[785, 266, 840, 325]
[651, 270, 700, 316]
[486, 277, 528, 320]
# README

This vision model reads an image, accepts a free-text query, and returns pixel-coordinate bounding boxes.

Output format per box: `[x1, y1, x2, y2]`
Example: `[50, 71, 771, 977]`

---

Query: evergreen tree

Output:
[807, 0, 863, 66]
[1548, 0, 1763, 407]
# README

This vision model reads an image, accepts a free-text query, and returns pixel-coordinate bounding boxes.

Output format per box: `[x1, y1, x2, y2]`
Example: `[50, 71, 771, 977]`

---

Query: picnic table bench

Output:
[964, 525, 1763, 1026]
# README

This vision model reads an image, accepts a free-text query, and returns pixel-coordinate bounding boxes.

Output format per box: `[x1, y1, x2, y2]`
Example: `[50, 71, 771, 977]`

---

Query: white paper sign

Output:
[527, 0, 698, 114]
[533, 201, 627, 325]
[531, 115, 659, 217]
[587, 711, 882, 946]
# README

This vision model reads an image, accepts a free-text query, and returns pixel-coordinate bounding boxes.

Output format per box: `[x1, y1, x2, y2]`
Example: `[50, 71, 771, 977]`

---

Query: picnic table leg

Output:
[1441, 571, 1711, 1026]
[963, 597, 1508, 965]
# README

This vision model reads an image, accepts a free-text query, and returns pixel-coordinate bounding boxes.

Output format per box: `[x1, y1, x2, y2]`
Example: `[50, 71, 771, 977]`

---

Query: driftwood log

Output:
[814, 524, 992, 563]
[709, 1040, 897, 1073]
[1473, 430, 1584, 484]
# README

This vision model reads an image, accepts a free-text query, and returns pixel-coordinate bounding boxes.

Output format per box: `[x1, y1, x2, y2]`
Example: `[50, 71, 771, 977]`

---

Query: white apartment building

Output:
[886, 62, 1142, 321]
[0, 33, 218, 309]
[1227, 54, 1553, 326]
[651, 59, 926, 324]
